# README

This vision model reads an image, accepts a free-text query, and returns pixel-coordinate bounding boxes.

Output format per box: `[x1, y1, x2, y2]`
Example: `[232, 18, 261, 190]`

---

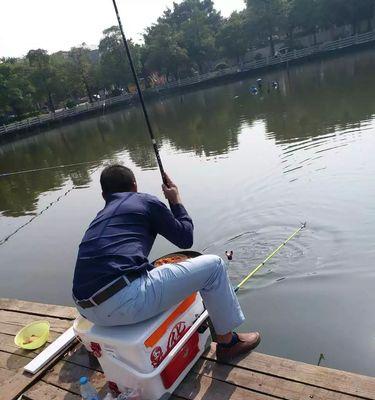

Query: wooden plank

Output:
[23, 381, 80, 400]
[63, 343, 102, 372]
[0, 341, 78, 400]
[0, 298, 77, 320]
[42, 354, 288, 400]
[0, 352, 30, 392]
[0, 331, 61, 359]
[204, 345, 375, 399]
[0, 310, 72, 335]
[0, 367, 14, 385]
[174, 371, 278, 400]
[41, 358, 107, 396]
[0, 333, 101, 374]
[0, 321, 66, 337]
[193, 358, 360, 400]
[0, 349, 30, 371]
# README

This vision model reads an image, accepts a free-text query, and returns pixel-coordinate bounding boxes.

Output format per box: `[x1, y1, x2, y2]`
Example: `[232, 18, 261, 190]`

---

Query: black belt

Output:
[75, 271, 143, 309]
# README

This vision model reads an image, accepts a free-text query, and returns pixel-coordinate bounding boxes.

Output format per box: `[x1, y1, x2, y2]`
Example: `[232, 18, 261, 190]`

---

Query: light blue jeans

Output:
[75, 255, 245, 335]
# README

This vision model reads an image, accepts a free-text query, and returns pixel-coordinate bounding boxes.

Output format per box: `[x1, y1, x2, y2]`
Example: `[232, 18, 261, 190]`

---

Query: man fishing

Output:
[72, 164, 261, 362]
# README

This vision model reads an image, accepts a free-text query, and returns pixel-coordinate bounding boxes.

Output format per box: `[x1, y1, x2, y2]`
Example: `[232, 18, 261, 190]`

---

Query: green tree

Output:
[163, 0, 223, 72]
[26, 49, 57, 111]
[143, 22, 189, 79]
[285, 0, 325, 45]
[323, 0, 375, 34]
[49, 52, 79, 105]
[216, 11, 250, 64]
[99, 26, 141, 91]
[0, 61, 35, 120]
[68, 44, 97, 103]
[246, 0, 285, 56]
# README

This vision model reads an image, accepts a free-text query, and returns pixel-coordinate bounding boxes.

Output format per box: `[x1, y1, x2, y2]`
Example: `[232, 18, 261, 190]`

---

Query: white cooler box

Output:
[73, 292, 211, 400]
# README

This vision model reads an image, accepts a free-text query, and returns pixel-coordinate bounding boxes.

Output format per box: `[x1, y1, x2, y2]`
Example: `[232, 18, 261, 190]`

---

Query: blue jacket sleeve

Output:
[148, 196, 194, 249]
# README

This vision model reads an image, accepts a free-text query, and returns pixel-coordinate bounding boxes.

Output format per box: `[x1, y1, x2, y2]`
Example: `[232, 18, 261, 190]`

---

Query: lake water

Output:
[1, 49, 375, 376]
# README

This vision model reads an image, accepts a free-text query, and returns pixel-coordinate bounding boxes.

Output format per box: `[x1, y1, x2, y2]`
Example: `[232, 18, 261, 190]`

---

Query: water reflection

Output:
[1, 49, 375, 217]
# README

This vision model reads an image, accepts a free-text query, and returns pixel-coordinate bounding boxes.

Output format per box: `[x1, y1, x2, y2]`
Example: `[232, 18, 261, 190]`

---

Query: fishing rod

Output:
[234, 222, 307, 292]
[111, 0, 167, 186]
[171, 222, 307, 345]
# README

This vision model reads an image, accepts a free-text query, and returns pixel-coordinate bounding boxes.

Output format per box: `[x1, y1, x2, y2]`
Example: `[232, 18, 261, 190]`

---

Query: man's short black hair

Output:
[100, 164, 135, 195]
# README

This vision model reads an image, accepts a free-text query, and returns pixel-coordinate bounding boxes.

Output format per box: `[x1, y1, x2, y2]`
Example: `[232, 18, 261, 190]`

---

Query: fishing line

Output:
[0, 186, 76, 246]
[0, 160, 99, 178]
[0, 165, 102, 247]
[111, 0, 168, 186]
[201, 231, 254, 252]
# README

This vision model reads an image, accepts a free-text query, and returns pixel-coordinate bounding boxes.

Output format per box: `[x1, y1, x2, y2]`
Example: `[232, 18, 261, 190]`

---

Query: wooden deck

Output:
[1, 298, 375, 400]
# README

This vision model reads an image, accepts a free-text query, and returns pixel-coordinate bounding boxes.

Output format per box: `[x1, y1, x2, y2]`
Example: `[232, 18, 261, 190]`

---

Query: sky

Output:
[0, 0, 245, 58]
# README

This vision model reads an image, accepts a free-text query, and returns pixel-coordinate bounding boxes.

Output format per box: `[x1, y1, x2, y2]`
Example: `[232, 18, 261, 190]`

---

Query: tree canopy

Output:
[1, 0, 374, 122]
[99, 26, 141, 90]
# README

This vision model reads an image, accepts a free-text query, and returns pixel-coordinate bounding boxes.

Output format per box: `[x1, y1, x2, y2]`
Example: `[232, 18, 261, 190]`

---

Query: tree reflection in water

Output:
[1, 49, 375, 217]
